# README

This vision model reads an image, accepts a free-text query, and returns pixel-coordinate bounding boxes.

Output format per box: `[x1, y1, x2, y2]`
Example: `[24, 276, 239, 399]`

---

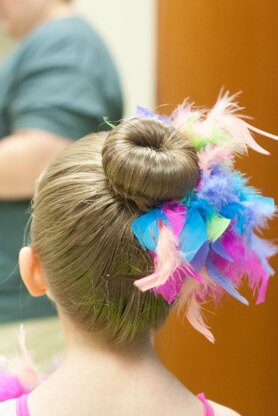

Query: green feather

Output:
[206, 215, 231, 242]
[103, 116, 116, 129]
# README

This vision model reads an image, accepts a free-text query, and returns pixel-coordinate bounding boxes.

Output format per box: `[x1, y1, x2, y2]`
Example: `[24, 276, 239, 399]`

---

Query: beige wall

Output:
[76, 0, 156, 114]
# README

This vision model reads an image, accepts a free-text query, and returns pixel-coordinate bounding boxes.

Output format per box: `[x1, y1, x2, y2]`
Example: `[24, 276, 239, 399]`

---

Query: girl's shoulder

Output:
[208, 400, 241, 416]
[0, 399, 17, 416]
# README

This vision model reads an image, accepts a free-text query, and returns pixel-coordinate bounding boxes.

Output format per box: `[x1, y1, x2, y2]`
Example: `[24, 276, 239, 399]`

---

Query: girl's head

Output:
[20, 118, 200, 345]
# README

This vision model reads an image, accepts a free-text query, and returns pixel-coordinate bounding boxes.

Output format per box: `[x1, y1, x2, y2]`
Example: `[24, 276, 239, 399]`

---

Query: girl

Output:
[0, 93, 276, 415]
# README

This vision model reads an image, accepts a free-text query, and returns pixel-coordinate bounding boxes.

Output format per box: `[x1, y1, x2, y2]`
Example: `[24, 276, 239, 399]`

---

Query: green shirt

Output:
[0, 17, 123, 323]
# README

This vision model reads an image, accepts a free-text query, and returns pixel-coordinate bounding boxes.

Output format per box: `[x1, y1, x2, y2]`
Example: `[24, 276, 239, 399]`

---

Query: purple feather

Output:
[206, 255, 249, 305]
[190, 242, 210, 273]
[136, 106, 171, 124]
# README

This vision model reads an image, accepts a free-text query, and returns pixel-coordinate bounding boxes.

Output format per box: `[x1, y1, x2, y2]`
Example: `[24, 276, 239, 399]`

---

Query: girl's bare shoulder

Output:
[208, 400, 241, 416]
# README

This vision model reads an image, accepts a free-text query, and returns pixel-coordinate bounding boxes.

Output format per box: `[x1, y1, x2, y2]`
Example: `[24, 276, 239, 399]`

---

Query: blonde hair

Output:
[30, 118, 200, 344]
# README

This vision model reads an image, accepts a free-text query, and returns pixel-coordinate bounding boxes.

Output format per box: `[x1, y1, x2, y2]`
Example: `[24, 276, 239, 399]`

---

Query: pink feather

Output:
[177, 270, 221, 342]
[10, 325, 40, 391]
[245, 122, 278, 142]
[134, 222, 181, 291]
[172, 91, 278, 155]
[0, 326, 40, 401]
[172, 101, 203, 130]
[201, 91, 277, 154]
[198, 143, 235, 173]
[153, 261, 205, 303]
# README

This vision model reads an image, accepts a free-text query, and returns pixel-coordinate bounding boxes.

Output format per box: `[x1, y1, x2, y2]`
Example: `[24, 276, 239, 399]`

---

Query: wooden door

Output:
[154, 1, 278, 415]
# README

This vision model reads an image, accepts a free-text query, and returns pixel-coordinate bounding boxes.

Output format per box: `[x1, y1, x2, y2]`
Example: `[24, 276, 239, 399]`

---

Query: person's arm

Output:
[0, 129, 70, 200]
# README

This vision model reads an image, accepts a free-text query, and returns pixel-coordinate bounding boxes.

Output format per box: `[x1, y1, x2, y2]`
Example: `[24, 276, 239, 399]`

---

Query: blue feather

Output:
[131, 207, 168, 251]
[187, 197, 215, 220]
[179, 208, 207, 261]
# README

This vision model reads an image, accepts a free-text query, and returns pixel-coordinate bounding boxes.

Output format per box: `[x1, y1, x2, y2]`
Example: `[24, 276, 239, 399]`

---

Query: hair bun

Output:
[102, 118, 200, 211]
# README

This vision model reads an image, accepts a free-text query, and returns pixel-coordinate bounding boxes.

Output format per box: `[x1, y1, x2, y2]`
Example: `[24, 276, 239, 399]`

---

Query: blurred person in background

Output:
[0, 0, 122, 364]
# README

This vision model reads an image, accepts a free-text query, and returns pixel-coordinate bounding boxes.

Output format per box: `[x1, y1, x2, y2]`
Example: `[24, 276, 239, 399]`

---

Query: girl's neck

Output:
[62, 323, 164, 383]
[28, 320, 203, 416]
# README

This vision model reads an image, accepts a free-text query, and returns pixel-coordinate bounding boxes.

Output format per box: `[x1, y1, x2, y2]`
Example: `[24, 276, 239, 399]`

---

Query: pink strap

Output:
[16, 395, 30, 416]
[197, 393, 215, 416]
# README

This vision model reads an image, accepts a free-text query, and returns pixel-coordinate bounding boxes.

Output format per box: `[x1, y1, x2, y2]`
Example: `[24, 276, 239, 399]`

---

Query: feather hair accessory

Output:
[132, 92, 277, 341]
[0, 325, 40, 402]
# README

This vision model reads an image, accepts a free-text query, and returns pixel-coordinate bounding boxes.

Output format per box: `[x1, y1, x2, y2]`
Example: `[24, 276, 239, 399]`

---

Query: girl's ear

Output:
[19, 247, 47, 297]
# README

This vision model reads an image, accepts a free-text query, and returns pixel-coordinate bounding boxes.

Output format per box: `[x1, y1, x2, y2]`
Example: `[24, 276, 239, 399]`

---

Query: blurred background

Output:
[0, 1, 277, 415]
